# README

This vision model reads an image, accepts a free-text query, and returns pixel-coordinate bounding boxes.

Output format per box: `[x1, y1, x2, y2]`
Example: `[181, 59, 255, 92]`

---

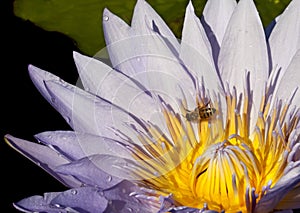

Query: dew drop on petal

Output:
[64, 116, 71, 124]
[127, 207, 133, 212]
[99, 191, 104, 196]
[136, 57, 141, 62]
[106, 175, 112, 182]
[53, 203, 61, 208]
[71, 189, 77, 195]
[161, 142, 166, 150]
[103, 15, 109, 21]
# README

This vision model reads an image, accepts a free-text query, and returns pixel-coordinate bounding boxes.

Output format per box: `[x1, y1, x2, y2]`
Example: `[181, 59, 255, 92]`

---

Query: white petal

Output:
[43, 79, 145, 143]
[180, 2, 227, 120]
[55, 156, 123, 189]
[203, 0, 237, 45]
[180, 2, 215, 74]
[73, 51, 165, 127]
[272, 49, 300, 111]
[255, 162, 300, 213]
[218, 0, 269, 132]
[4, 134, 81, 188]
[131, 0, 179, 49]
[275, 185, 300, 210]
[28, 65, 60, 106]
[103, 5, 195, 111]
[77, 154, 140, 181]
[35, 131, 133, 161]
[269, 0, 300, 76]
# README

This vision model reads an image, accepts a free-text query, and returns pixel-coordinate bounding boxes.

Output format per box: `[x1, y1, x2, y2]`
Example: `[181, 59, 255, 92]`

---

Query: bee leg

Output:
[204, 100, 210, 107]
[183, 107, 192, 113]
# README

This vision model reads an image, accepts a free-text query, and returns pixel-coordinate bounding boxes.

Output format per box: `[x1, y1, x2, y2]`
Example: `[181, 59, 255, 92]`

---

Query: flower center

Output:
[124, 85, 297, 212]
[190, 139, 260, 212]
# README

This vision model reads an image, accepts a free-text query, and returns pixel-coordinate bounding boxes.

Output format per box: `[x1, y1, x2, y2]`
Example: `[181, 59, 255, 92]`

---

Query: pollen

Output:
[124, 80, 299, 213]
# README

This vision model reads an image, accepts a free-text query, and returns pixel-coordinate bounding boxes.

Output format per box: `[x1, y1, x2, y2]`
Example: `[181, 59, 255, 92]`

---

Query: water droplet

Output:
[64, 116, 71, 124]
[53, 203, 61, 208]
[136, 57, 141, 62]
[129, 192, 137, 197]
[153, 171, 159, 176]
[103, 15, 109, 21]
[71, 189, 77, 195]
[127, 207, 133, 212]
[106, 175, 112, 182]
[161, 142, 166, 150]
[36, 162, 41, 166]
[98, 191, 104, 196]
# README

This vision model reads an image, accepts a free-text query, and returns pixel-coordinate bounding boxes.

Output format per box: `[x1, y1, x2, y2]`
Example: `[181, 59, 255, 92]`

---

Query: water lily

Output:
[5, 0, 300, 212]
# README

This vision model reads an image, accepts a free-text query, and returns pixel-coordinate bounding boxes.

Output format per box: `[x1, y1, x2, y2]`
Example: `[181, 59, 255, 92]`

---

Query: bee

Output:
[184, 102, 216, 122]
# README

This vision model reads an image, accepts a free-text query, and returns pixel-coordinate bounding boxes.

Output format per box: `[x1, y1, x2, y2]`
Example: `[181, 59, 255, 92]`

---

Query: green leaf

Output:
[255, 0, 291, 26]
[14, 0, 291, 56]
[14, 0, 137, 56]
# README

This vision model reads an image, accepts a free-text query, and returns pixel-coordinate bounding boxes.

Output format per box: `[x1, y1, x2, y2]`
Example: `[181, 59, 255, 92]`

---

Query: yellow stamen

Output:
[124, 86, 299, 212]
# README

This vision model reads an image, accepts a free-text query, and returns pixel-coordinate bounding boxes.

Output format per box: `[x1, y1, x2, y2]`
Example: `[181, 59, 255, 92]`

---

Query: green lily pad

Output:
[255, 0, 291, 26]
[14, 0, 291, 56]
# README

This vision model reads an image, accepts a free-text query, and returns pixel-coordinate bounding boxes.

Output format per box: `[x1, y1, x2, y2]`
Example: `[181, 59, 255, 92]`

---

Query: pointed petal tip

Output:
[238, 0, 255, 8]
[27, 64, 41, 77]
[187, 0, 194, 10]
[27, 65, 48, 83]
[73, 51, 89, 67]
[103, 8, 114, 18]
[4, 133, 11, 139]
[4, 134, 27, 154]
[4, 134, 17, 146]
[4, 134, 13, 146]
[27, 64, 36, 70]
[12, 203, 29, 213]
[135, 0, 148, 8]
[72, 51, 81, 59]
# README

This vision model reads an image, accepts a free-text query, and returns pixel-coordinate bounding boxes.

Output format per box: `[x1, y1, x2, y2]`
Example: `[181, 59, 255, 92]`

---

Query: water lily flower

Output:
[5, 0, 300, 212]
